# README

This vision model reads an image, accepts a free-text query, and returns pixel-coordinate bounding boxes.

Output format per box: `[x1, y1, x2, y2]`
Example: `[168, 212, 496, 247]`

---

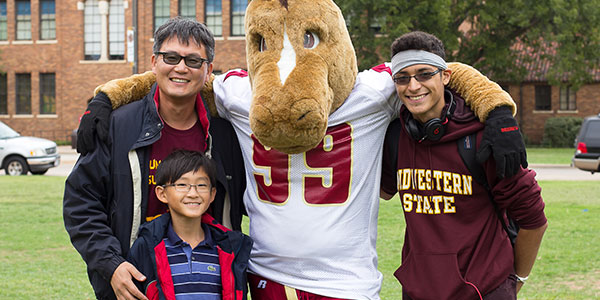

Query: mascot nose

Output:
[252, 97, 322, 129]
[290, 98, 323, 129]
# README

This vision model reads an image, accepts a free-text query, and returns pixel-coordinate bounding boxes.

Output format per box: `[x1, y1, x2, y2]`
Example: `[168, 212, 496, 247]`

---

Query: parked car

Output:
[0, 121, 60, 176]
[572, 113, 600, 174]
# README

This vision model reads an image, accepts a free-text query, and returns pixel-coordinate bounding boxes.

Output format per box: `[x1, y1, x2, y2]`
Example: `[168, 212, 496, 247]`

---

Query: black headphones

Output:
[404, 90, 455, 142]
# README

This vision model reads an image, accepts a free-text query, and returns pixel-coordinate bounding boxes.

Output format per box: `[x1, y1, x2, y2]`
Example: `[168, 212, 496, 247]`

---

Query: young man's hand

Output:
[110, 262, 148, 300]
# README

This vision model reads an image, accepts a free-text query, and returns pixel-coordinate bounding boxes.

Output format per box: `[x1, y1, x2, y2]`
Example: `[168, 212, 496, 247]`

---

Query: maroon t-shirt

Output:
[146, 120, 206, 220]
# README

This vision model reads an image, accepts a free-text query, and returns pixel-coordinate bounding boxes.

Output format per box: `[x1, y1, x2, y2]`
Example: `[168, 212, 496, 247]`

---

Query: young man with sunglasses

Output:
[63, 17, 246, 300]
[380, 31, 548, 300]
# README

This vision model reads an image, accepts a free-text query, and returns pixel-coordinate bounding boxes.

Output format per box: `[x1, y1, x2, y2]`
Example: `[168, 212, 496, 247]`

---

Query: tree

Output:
[335, 0, 600, 88]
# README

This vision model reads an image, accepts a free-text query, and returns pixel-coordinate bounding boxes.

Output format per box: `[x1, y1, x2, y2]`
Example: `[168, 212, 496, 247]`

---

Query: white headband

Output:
[391, 50, 448, 75]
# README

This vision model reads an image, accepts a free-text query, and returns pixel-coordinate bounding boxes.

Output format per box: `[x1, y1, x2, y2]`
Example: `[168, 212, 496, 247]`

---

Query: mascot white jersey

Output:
[214, 66, 399, 299]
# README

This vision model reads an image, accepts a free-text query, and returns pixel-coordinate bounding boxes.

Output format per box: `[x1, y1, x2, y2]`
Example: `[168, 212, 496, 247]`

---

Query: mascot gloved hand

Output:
[76, 1, 526, 298]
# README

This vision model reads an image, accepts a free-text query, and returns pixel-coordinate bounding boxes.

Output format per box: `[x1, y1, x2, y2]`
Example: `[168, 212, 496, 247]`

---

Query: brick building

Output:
[500, 43, 600, 144]
[0, 0, 248, 141]
[0, 1, 598, 144]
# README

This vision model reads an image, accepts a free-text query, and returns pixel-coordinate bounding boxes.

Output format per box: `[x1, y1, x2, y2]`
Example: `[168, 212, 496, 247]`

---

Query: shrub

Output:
[541, 117, 583, 147]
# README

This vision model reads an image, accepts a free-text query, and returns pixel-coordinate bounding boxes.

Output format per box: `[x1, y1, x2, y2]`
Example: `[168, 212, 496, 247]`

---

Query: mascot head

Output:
[245, 0, 358, 153]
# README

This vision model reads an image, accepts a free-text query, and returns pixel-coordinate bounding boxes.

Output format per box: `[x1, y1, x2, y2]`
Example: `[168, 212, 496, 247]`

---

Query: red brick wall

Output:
[508, 83, 600, 144]
[0, 0, 248, 141]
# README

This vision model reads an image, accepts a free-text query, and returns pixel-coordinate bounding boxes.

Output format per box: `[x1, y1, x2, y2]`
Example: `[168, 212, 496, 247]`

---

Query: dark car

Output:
[572, 113, 600, 173]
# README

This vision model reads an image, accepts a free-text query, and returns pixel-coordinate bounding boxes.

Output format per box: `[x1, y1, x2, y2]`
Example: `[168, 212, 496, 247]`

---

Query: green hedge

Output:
[541, 117, 583, 147]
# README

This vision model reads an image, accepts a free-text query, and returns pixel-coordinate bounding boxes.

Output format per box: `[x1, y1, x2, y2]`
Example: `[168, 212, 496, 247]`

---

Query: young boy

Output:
[127, 150, 252, 300]
[380, 31, 548, 300]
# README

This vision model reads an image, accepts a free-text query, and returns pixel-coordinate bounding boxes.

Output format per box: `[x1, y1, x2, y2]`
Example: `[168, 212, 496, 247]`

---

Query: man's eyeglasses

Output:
[393, 69, 442, 85]
[155, 51, 209, 69]
[163, 183, 212, 193]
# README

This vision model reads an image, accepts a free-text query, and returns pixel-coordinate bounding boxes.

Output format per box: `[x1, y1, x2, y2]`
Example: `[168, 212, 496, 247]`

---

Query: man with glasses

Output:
[380, 31, 547, 300]
[63, 17, 246, 300]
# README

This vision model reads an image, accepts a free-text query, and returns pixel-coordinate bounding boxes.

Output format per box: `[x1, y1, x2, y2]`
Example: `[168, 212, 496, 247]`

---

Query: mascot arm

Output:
[76, 72, 219, 155]
[447, 62, 516, 122]
[448, 62, 526, 179]
[93, 71, 219, 117]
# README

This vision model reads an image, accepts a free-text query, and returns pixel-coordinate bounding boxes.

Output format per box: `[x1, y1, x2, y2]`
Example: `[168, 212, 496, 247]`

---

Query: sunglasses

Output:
[155, 51, 209, 69]
[393, 69, 442, 85]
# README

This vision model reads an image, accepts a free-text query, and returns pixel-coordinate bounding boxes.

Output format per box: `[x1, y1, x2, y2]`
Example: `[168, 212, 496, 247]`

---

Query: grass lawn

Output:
[1, 176, 598, 299]
[526, 147, 574, 165]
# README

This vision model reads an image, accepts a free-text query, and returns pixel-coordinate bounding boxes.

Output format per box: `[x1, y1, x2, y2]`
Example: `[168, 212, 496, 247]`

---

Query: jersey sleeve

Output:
[356, 63, 403, 119]
[213, 69, 252, 121]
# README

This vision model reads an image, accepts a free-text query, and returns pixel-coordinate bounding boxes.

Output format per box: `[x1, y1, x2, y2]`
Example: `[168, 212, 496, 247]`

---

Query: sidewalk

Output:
[41, 146, 599, 180]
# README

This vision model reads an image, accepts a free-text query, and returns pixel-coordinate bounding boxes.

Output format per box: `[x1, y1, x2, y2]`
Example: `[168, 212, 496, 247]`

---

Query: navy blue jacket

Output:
[127, 213, 252, 300]
[63, 85, 246, 299]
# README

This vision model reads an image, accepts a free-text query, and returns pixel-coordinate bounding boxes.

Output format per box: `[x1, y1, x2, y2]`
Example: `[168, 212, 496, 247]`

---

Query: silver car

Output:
[0, 121, 61, 176]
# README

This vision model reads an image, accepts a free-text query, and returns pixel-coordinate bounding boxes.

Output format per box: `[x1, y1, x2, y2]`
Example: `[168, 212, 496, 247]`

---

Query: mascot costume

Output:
[77, 0, 524, 299]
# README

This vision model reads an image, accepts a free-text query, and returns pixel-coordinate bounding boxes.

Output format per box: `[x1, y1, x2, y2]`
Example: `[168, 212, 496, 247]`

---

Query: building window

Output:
[16, 0, 31, 40]
[40, 73, 56, 114]
[154, 0, 170, 33]
[16, 73, 31, 114]
[230, 0, 246, 36]
[179, 0, 195, 19]
[535, 85, 552, 111]
[39, 0, 55, 40]
[0, 73, 7, 114]
[84, 0, 101, 60]
[109, 0, 124, 60]
[0, 1, 7, 41]
[205, 0, 222, 36]
[559, 86, 577, 111]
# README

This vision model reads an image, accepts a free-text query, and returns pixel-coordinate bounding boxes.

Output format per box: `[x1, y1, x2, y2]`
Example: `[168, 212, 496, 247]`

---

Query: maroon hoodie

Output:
[381, 89, 546, 300]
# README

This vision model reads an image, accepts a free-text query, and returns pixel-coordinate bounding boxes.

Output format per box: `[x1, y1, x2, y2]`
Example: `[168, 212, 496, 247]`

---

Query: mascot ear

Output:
[93, 71, 219, 117]
[447, 62, 516, 121]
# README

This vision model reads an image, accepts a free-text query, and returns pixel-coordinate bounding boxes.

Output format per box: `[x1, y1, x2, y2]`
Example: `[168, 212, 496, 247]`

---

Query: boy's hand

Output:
[110, 262, 148, 300]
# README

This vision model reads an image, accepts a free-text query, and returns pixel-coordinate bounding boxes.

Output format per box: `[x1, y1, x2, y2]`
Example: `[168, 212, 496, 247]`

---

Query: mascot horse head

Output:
[245, 0, 358, 153]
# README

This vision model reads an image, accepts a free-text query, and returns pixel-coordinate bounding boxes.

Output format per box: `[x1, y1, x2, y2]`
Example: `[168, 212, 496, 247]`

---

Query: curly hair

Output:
[391, 31, 446, 60]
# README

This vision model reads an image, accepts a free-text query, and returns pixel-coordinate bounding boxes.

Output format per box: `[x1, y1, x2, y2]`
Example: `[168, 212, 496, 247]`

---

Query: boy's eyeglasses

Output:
[163, 183, 211, 193]
[155, 51, 209, 69]
[393, 69, 442, 85]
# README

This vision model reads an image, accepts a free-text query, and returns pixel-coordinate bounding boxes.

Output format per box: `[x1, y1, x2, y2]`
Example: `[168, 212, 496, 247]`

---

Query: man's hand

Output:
[476, 106, 528, 179]
[110, 262, 148, 300]
[76, 93, 112, 155]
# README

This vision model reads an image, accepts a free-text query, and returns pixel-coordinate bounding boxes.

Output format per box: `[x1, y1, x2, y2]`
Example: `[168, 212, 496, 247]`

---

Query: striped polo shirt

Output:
[164, 222, 222, 300]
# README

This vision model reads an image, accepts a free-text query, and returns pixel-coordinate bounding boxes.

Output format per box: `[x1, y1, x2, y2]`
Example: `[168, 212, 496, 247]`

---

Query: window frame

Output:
[15, 0, 32, 40]
[205, 0, 222, 37]
[109, 0, 125, 60]
[39, 73, 56, 115]
[84, 0, 101, 60]
[230, 0, 246, 36]
[15, 73, 32, 115]
[559, 86, 577, 111]
[154, 0, 170, 33]
[0, 73, 7, 114]
[179, 0, 196, 20]
[39, 0, 55, 40]
[0, 0, 7, 41]
[534, 85, 552, 111]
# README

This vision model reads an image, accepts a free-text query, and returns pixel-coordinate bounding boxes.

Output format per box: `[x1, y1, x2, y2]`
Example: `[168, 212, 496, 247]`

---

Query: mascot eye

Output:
[303, 31, 319, 49]
[259, 36, 267, 52]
